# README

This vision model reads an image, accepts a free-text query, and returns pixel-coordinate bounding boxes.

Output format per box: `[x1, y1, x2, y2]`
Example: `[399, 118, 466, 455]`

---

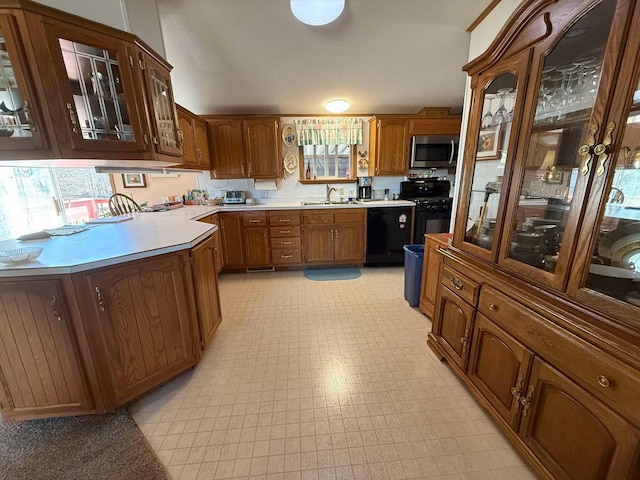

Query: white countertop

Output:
[0, 201, 415, 277]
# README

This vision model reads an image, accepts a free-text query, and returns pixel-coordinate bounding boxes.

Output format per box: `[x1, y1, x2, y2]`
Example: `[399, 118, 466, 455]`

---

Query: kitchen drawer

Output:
[271, 237, 301, 248]
[269, 211, 301, 226]
[242, 211, 267, 226]
[440, 265, 480, 306]
[272, 248, 302, 264]
[270, 226, 301, 238]
[334, 209, 365, 223]
[303, 211, 334, 224]
[479, 285, 640, 427]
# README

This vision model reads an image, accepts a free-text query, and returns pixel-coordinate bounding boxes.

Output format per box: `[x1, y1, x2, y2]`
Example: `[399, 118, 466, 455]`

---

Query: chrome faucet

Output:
[326, 185, 338, 203]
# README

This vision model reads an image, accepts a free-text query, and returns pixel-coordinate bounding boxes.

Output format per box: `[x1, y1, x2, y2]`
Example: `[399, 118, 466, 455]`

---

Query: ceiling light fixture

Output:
[325, 99, 349, 113]
[290, 0, 345, 26]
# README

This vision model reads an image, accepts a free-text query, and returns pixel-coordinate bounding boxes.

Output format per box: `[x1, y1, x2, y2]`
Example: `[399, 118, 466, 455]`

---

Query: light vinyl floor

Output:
[129, 268, 536, 480]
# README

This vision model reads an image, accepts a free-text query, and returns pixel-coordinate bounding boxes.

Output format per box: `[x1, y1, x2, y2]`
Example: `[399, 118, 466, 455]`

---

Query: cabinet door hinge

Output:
[192, 345, 196, 355]
[179, 256, 184, 270]
[138, 58, 146, 71]
[128, 55, 134, 68]
[153, 136, 159, 145]
[143, 134, 149, 145]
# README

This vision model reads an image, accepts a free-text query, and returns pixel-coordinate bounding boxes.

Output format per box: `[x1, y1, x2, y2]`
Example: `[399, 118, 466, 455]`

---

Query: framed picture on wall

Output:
[122, 173, 147, 188]
[476, 127, 501, 160]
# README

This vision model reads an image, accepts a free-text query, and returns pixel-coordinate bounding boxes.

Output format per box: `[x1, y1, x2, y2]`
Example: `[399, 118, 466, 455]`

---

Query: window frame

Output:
[298, 144, 357, 184]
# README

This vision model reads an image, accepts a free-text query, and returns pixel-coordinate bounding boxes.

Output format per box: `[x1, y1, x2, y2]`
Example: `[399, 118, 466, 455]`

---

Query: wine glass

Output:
[493, 88, 512, 126]
[481, 95, 496, 128]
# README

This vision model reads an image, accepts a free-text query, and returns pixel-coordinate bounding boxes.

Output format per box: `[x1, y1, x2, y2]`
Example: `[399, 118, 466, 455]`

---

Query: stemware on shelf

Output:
[481, 94, 495, 128]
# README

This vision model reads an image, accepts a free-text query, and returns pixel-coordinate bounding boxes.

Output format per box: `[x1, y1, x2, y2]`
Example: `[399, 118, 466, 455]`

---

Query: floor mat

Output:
[304, 266, 361, 281]
[0, 410, 169, 480]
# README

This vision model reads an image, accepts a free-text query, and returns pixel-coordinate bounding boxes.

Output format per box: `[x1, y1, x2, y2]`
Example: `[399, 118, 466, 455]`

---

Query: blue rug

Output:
[304, 267, 361, 281]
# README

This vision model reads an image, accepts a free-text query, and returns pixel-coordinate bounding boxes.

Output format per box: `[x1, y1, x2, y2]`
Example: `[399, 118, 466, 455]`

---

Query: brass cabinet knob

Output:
[597, 375, 610, 388]
[489, 303, 498, 311]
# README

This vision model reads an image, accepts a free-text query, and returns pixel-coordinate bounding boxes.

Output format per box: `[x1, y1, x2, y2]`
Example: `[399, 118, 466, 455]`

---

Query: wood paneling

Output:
[0, 280, 91, 417]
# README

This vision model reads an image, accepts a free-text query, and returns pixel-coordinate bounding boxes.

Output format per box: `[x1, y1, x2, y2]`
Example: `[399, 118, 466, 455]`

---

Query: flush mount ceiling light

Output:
[325, 99, 349, 113]
[290, 0, 345, 26]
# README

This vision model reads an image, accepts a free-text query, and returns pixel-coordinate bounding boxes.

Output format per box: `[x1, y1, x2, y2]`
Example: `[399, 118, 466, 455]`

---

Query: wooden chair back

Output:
[108, 193, 141, 216]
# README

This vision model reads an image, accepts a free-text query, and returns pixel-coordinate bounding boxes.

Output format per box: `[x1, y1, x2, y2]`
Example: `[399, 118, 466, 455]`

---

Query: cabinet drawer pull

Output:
[50, 295, 62, 322]
[597, 375, 610, 388]
[281, 255, 293, 259]
[249, 219, 261, 223]
[66, 102, 79, 133]
[520, 385, 536, 417]
[450, 276, 464, 290]
[280, 241, 292, 245]
[280, 230, 292, 234]
[95, 286, 105, 312]
[279, 219, 291, 223]
[510, 376, 524, 404]
[488, 303, 498, 311]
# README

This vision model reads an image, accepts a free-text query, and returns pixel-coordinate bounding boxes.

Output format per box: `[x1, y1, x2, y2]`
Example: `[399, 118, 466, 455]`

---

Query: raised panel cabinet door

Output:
[0, 14, 50, 153]
[194, 117, 211, 169]
[29, 15, 148, 156]
[302, 224, 334, 263]
[219, 212, 244, 267]
[87, 255, 195, 405]
[207, 118, 246, 178]
[375, 119, 408, 175]
[334, 223, 365, 262]
[191, 236, 222, 349]
[176, 106, 197, 167]
[467, 313, 534, 429]
[140, 52, 181, 157]
[0, 280, 92, 418]
[519, 358, 640, 480]
[243, 227, 270, 266]
[435, 286, 475, 370]
[243, 118, 281, 178]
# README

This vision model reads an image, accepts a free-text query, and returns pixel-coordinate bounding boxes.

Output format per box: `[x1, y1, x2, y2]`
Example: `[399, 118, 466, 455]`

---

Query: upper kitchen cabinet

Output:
[206, 116, 280, 179]
[368, 117, 408, 175]
[458, 0, 640, 329]
[0, 0, 181, 166]
[175, 104, 210, 170]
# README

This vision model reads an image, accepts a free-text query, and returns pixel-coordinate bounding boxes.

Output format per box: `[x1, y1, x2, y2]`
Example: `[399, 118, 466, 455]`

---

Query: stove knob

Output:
[443, 205, 449, 210]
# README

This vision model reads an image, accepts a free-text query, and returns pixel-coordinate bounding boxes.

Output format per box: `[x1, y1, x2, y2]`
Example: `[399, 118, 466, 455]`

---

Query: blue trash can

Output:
[403, 245, 424, 307]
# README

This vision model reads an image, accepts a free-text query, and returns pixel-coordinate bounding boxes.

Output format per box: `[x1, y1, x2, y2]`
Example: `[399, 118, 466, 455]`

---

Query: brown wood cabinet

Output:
[419, 234, 450, 318]
[0, 1, 180, 165]
[219, 212, 244, 267]
[175, 104, 210, 170]
[75, 254, 197, 407]
[243, 226, 270, 267]
[408, 117, 461, 136]
[269, 211, 302, 265]
[302, 209, 365, 264]
[433, 285, 474, 371]
[190, 236, 222, 349]
[430, 2, 640, 477]
[0, 278, 93, 420]
[206, 116, 280, 179]
[368, 117, 408, 176]
[210, 215, 224, 274]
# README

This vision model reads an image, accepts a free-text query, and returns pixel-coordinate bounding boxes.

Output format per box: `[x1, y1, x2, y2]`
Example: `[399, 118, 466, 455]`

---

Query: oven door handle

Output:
[411, 136, 417, 167]
[449, 139, 456, 165]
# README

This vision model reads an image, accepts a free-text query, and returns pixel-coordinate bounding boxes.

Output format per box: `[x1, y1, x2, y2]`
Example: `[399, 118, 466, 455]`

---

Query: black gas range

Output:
[400, 179, 453, 244]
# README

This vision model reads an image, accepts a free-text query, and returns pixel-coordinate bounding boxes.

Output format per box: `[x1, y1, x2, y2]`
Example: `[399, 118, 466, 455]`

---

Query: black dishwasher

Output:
[365, 207, 413, 266]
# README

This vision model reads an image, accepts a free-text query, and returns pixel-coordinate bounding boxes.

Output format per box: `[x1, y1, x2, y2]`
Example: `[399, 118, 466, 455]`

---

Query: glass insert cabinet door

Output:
[500, 0, 622, 288]
[0, 15, 47, 150]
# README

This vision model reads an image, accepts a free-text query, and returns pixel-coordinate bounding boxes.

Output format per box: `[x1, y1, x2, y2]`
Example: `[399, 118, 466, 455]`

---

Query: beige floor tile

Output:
[130, 269, 536, 480]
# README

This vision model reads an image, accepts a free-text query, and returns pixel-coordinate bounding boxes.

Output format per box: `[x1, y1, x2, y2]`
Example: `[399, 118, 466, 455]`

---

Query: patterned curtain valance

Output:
[294, 118, 363, 146]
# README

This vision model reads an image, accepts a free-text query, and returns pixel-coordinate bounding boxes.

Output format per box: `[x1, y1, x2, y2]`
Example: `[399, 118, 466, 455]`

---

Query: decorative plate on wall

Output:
[283, 152, 298, 174]
[281, 124, 296, 147]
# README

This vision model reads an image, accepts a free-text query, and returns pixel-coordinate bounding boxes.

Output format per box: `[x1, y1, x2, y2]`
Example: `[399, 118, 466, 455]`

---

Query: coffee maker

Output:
[357, 176, 372, 201]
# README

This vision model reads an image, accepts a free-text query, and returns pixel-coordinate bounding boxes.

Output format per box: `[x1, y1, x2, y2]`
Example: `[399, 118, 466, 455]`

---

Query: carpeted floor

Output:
[0, 410, 170, 480]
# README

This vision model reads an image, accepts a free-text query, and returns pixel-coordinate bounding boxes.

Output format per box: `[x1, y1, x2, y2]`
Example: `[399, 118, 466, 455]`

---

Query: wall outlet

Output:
[261, 191, 269, 198]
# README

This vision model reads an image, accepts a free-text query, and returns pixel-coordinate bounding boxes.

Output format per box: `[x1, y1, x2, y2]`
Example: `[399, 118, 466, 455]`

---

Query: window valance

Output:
[294, 118, 363, 146]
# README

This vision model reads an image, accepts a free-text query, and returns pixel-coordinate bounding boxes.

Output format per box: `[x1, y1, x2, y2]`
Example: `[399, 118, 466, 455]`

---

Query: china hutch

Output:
[429, 0, 640, 478]
[0, 0, 182, 166]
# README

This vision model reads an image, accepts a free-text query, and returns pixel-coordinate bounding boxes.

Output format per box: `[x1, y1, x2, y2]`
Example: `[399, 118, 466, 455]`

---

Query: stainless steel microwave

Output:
[410, 135, 459, 168]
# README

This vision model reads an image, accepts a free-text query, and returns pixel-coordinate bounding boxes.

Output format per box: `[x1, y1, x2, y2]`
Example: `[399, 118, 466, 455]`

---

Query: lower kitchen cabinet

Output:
[467, 313, 533, 429]
[302, 225, 334, 263]
[519, 359, 640, 480]
[211, 216, 224, 274]
[220, 212, 244, 267]
[190, 236, 222, 349]
[433, 285, 474, 371]
[0, 279, 93, 420]
[334, 223, 365, 262]
[243, 227, 270, 266]
[302, 209, 365, 265]
[75, 254, 197, 407]
[419, 234, 450, 318]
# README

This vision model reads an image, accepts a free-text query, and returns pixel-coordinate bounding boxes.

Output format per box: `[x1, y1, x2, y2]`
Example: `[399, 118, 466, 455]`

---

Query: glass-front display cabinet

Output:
[453, 51, 530, 261]
[497, 0, 634, 291]
[0, 14, 48, 152]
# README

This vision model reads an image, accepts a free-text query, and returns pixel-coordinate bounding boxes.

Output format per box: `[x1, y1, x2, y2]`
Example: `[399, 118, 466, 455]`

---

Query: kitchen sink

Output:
[301, 200, 361, 206]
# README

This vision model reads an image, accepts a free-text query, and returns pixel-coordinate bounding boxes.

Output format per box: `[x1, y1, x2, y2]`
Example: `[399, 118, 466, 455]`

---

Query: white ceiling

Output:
[157, 0, 493, 115]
